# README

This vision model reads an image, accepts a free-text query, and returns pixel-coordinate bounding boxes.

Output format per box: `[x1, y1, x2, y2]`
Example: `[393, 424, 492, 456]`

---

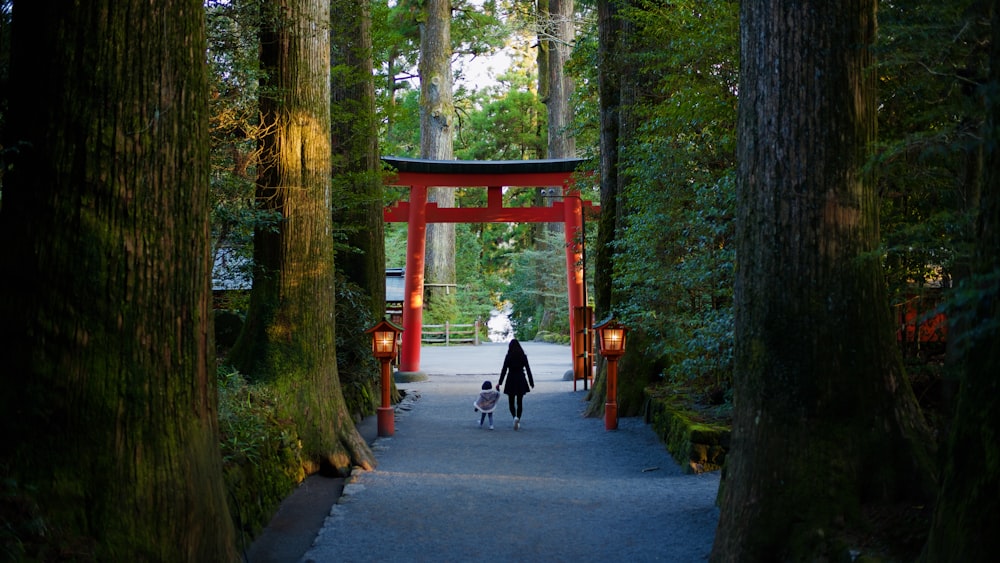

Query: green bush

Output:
[217, 368, 303, 549]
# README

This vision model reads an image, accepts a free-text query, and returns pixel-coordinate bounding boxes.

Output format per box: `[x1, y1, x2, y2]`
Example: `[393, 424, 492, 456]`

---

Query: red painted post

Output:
[399, 185, 427, 374]
[563, 192, 584, 372]
[605, 357, 619, 430]
[377, 358, 394, 436]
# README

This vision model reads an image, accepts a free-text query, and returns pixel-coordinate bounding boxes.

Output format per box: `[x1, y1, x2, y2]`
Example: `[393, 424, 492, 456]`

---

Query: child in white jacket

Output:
[473, 380, 501, 430]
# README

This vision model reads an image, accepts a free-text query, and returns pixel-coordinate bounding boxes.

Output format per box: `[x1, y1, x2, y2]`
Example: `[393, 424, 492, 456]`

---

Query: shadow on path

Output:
[248, 342, 720, 562]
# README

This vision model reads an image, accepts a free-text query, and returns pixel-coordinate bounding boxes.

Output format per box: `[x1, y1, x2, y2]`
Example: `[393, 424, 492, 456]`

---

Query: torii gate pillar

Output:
[383, 157, 596, 383]
[398, 185, 428, 379]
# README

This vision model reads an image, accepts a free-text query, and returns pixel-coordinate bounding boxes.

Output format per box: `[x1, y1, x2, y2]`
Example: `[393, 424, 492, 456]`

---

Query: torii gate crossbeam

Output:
[382, 157, 597, 383]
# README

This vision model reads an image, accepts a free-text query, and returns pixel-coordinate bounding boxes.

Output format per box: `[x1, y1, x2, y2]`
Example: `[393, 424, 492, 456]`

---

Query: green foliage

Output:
[334, 275, 381, 418]
[386, 221, 497, 333]
[564, 18, 600, 162]
[944, 268, 1000, 356]
[455, 84, 547, 160]
[454, 222, 503, 323]
[504, 230, 574, 340]
[875, 0, 989, 297]
[454, 46, 547, 160]
[385, 222, 408, 269]
[375, 0, 509, 159]
[613, 0, 738, 398]
[216, 368, 303, 545]
[206, 0, 282, 288]
[330, 169, 386, 261]
[382, 87, 421, 157]
[450, 0, 508, 61]
[0, 473, 61, 562]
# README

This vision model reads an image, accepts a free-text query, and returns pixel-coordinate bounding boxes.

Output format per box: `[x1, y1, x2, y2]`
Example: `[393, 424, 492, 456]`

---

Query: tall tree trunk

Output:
[536, 0, 550, 105]
[0, 1, 237, 559]
[587, 0, 632, 415]
[593, 0, 626, 327]
[711, 2, 935, 560]
[420, 0, 456, 320]
[546, 0, 575, 163]
[332, 0, 384, 311]
[922, 2, 1000, 559]
[331, 0, 387, 415]
[230, 0, 375, 476]
[536, 0, 576, 335]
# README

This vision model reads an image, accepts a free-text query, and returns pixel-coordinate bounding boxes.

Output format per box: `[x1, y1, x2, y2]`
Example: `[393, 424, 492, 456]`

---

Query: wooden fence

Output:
[421, 320, 481, 345]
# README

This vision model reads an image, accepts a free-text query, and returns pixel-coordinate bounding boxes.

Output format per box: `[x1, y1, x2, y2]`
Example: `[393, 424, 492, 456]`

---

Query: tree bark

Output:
[536, 0, 576, 335]
[593, 0, 627, 327]
[545, 0, 575, 162]
[230, 0, 375, 476]
[331, 0, 384, 312]
[330, 0, 388, 414]
[587, 0, 633, 415]
[711, 2, 935, 560]
[536, 0, 550, 104]
[420, 0, 457, 318]
[922, 2, 1000, 559]
[0, 1, 237, 559]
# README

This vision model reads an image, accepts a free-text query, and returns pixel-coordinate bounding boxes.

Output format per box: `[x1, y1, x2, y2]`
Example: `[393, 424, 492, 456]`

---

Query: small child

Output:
[473, 380, 501, 430]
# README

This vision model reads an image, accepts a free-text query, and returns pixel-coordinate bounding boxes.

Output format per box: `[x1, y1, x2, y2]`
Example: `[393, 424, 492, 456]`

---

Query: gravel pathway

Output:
[301, 342, 720, 563]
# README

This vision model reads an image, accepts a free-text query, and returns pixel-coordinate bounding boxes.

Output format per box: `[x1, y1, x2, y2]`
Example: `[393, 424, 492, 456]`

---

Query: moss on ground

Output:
[644, 386, 731, 474]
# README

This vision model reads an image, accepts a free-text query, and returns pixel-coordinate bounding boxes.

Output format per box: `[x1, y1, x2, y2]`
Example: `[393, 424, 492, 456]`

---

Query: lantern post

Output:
[593, 316, 628, 431]
[366, 319, 403, 437]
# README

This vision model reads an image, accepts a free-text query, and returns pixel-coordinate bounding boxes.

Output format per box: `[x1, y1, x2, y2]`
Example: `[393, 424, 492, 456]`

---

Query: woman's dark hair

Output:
[481, 380, 492, 390]
[508, 339, 525, 357]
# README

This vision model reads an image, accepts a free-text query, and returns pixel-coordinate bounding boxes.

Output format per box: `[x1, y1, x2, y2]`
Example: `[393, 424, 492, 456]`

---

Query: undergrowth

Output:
[217, 368, 304, 552]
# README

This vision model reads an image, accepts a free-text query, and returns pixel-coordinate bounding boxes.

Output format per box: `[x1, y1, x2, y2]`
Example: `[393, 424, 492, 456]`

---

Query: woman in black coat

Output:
[497, 339, 534, 430]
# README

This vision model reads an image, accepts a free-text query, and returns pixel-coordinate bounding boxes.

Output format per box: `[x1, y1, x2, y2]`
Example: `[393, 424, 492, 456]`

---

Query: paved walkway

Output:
[298, 342, 720, 562]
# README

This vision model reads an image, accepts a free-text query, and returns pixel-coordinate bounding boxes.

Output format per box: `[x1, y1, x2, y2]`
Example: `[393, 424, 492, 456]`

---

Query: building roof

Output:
[385, 267, 405, 304]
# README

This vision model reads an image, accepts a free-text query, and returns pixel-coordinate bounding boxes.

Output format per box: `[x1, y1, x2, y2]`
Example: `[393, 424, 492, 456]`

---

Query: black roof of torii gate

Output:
[382, 156, 586, 175]
[381, 156, 596, 223]
[381, 156, 588, 188]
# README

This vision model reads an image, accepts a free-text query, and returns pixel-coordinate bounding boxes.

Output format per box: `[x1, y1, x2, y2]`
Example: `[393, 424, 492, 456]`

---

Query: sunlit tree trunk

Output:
[420, 0, 457, 320]
[711, 1, 935, 560]
[922, 2, 1000, 559]
[230, 0, 375, 476]
[0, 1, 237, 559]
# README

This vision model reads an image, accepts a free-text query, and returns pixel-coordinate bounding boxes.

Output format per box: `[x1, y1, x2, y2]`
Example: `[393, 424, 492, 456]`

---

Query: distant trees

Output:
[711, 1, 935, 560]
[0, 1, 237, 559]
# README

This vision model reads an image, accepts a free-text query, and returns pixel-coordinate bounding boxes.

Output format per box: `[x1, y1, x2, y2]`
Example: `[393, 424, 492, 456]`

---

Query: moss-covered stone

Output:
[645, 389, 731, 474]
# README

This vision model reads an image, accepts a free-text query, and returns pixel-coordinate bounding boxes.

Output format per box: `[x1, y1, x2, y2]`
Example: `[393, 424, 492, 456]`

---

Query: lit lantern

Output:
[595, 319, 627, 359]
[366, 319, 403, 436]
[593, 316, 628, 430]
[370, 324, 400, 359]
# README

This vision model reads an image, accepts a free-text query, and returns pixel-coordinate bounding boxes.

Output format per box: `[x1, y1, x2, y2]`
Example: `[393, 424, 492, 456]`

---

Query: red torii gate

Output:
[382, 156, 597, 383]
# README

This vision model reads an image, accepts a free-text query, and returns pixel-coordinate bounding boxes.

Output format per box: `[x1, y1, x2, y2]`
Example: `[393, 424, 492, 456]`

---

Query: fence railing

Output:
[421, 320, 481, 346]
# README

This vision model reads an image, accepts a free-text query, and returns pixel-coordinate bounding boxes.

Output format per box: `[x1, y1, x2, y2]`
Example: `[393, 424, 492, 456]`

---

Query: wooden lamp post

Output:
[594, 316, 628, 431]
[366, 319, 403, 437]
